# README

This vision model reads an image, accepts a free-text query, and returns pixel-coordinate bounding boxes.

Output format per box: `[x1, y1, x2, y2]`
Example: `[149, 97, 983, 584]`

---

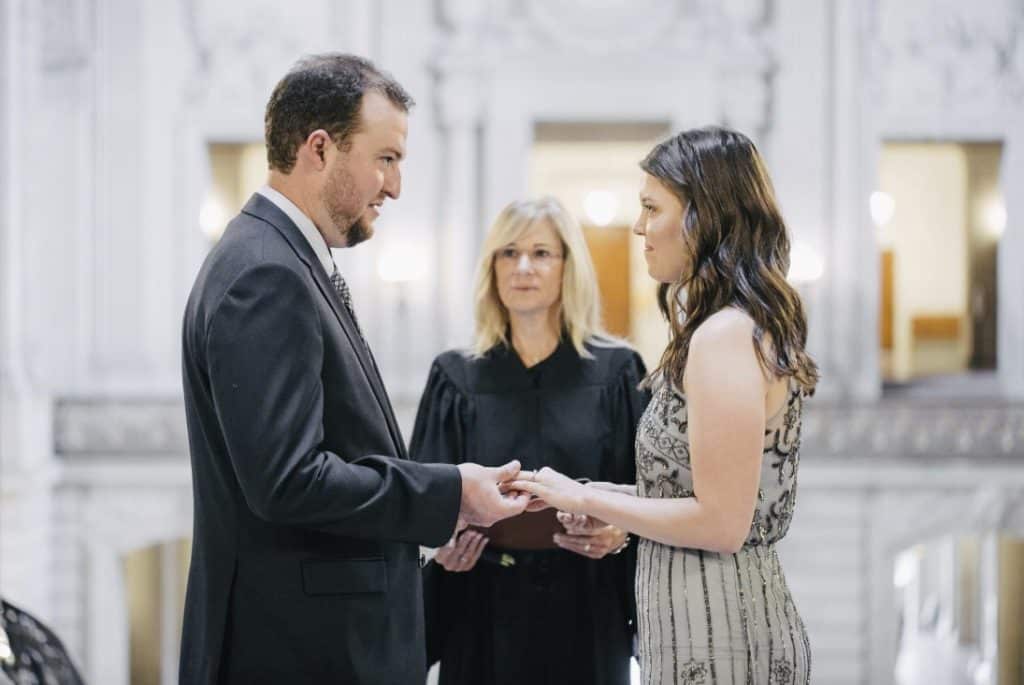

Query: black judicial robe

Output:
[411, 340, 651, 685]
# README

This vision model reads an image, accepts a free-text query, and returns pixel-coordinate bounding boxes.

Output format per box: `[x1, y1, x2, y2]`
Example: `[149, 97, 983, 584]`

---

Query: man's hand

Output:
[456, 460, 530, 530]
[505, 466, 588, 514]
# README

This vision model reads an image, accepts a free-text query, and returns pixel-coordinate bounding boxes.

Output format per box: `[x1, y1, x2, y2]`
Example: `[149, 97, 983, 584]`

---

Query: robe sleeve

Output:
[410, 357, 471, 466]
[606, 350, 651, 485]
[410, 356, 473, 667]
[607, 349, 651, 654]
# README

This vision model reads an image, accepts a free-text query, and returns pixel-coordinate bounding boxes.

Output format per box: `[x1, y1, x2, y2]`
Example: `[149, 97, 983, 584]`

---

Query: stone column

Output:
[716, 0, 773, 145]
[829, 0, 881, 401]
[434, 0, 490, 349]
[87, 541, 129, 685]
[977, 532, 1000, 680]
[159, 542, 182, 685]
[999, 123, 1024, 399]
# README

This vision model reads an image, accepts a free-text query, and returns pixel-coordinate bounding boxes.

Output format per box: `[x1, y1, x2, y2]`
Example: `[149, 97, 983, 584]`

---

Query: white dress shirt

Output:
[256, 185, 335, 277]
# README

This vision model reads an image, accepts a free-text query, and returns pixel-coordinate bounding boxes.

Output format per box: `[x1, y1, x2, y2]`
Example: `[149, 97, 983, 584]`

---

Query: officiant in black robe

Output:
[410, 198, 650, 685]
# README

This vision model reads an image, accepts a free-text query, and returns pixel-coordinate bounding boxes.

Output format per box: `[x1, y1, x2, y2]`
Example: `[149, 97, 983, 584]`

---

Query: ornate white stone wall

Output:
[1, 1, 1023, 683]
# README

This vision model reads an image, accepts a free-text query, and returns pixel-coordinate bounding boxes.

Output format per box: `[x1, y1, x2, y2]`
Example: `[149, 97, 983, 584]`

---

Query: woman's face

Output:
[493, 219, 565, 318]
[633, 173, 690, 284]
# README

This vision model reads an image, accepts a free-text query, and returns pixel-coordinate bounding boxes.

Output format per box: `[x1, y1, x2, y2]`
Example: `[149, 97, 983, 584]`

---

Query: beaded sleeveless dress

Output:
[634, 379, 810, 685]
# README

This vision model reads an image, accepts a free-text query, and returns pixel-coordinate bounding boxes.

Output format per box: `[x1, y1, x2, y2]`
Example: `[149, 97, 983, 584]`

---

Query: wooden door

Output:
[582, 224, 631, 338]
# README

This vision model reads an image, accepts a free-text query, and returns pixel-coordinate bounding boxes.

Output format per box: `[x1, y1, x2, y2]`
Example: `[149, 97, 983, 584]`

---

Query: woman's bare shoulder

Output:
[691, 307, 756, 349]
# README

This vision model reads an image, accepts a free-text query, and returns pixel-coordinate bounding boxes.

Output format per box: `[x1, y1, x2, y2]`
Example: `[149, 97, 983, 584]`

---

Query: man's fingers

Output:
[524, 497, 551, 513]
[506, 480, 542, 495]
[494, 460, 522, 482]
[497, 491, 530, 516]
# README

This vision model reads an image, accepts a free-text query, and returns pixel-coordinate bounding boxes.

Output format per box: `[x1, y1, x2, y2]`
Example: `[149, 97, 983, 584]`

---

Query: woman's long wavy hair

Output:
[641, 127, 819, 394]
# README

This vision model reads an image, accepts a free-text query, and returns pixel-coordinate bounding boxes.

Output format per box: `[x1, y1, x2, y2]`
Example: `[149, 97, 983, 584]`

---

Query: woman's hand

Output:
[507, 467, 589, 514]
[434, 530, 489, 572]
[553, 512, 629, 559]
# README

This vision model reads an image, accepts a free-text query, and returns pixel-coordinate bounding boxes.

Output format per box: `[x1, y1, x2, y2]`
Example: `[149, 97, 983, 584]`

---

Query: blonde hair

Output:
[472, 197, 614, 358]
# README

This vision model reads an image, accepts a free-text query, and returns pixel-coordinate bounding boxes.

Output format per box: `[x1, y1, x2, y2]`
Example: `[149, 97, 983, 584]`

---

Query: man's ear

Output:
[302, 129, 331, 168]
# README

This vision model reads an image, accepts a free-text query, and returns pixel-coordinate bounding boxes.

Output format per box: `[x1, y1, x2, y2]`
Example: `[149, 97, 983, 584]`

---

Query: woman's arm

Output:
[515, 312, 768, 554]
[586, 481, 638, 496]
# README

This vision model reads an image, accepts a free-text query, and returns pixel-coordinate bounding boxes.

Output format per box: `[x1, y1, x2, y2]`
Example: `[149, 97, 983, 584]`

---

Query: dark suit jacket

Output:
[179, 193, 462, 684]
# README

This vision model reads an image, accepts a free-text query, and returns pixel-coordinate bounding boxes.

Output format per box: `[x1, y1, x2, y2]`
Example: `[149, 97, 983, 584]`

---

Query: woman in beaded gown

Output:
[511, 127, 819, 684]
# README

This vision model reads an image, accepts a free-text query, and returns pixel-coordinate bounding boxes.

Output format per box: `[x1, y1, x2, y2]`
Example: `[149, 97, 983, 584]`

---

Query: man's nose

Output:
[383, 166, 401, 199]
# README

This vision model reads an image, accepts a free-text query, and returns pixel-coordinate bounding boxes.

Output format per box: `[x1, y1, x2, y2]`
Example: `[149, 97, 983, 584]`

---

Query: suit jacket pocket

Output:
[300, 557, 388, 596]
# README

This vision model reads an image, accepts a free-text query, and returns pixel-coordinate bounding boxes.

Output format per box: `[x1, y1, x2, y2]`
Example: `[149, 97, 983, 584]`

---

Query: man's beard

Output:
[322, 162, 373, 247]
[345, 213, 373, 247]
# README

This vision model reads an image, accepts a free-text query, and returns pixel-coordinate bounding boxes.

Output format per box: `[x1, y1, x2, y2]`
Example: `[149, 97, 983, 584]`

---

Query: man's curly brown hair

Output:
[264, 53, 414, 174]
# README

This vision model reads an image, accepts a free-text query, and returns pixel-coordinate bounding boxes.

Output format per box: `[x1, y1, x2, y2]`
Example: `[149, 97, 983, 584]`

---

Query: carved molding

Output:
[437, 0, 771, 62]
[180, 0, 312, 107]
[50, 395, 1024, 461]
[434, 0, 776, 133]
[522, 0, 686, 54]
[802, 402, 1024, 460]
[54, 398, 188, 456]
[869, 0, 1024, 113]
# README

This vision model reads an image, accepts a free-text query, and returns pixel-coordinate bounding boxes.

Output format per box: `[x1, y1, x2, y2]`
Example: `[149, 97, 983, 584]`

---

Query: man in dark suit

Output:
[179, 54, 528, 684]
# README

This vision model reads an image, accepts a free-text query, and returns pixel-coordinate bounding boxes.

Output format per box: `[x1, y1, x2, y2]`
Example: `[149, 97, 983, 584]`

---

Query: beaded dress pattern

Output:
[634, 380, 810, 685]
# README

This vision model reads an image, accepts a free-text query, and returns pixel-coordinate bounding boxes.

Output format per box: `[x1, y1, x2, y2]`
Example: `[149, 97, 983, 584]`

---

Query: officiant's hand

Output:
[434, 530, 489, 572]
[456, 460, 530, 530]
[553, 512, 629, 559]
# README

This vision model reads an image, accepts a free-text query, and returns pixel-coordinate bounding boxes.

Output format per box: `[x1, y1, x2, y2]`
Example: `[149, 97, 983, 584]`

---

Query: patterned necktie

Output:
[329, 264, 366, 340]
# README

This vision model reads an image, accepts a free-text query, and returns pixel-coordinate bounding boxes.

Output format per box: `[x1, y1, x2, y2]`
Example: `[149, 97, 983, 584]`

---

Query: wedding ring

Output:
[585, 543, 592, 553]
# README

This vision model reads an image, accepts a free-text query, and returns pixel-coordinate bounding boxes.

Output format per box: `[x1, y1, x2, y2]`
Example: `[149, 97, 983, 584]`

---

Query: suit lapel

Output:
[240, 193, 408, 458]
[307, 265, 409, 460]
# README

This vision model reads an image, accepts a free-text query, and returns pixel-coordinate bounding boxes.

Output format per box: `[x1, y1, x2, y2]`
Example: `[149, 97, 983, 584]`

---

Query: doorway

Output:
[876, 142, 1004, 390]
[527, 121, 670, 365]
